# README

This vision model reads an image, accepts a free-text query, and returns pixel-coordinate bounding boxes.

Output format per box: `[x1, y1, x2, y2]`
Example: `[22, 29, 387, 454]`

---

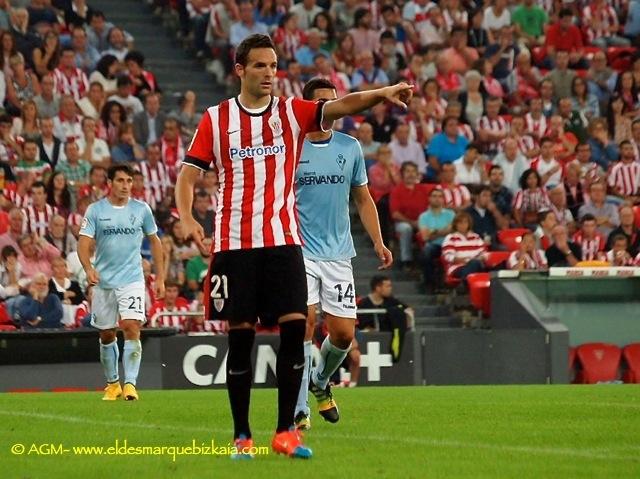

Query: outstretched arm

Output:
[323, 83, 413, 123]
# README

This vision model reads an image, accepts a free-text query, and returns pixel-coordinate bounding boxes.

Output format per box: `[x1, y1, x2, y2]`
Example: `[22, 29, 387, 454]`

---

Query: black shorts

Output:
[206, 245, 308, 326]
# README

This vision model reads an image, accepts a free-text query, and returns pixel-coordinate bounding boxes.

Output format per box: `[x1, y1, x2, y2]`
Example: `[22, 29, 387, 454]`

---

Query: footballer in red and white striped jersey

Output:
[24, 203, 57, 237]
[441, 230, 487, 276]
[184, 95, 324, 253]
[609, 141, 640, 198]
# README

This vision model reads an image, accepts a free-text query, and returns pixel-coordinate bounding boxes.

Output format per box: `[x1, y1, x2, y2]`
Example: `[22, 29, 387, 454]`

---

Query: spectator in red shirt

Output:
[390, 161, 433, 267]
[148, 281, 191, 331]
[544, 9, 587, 69]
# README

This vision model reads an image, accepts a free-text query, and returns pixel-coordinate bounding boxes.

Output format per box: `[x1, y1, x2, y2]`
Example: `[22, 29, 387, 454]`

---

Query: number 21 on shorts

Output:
[211, 274, 228, 313]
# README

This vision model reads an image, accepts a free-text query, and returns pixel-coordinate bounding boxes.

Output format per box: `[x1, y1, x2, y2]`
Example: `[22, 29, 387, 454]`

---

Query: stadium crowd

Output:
[155, 0, 640, 291]
[0, 0, 639, 331]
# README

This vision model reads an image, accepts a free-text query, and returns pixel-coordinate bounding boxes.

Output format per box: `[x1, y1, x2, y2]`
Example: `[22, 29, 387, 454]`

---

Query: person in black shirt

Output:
[545, 224, 582, 267]
[606, 205, 640, 256]
[488, 165, 513, 219]
[192, 189, 215, 238]
[357, 275, 413, 331]
[466, 185, 508, 249]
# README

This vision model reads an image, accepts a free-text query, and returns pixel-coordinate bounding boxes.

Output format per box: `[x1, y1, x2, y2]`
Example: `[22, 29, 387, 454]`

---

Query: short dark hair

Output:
[124, 50, 145, 66]
[620, 139, 633, 148]
[195, 189, 210, 200]
[581, 214, 596, 224]
[302, 77, 336, 101]
[1, 245, 17, 260]
[90, 165, 106, 176]
[370, 275, 390, 291]
[466, 143, 481, 153]
[477, 185, 491, 196]
[538, 209, 555, 224]
[22, 138, 38, 148]
[31, 181, 46, 191]
[116, 74, 132, 87]
[108, 164, 134, 181]
[559, 8, 573, 18]
[540, 136, 553, 146]
[235, 34, 276, 67]
[612, 234, 629, 245]
[61, 46, 75, 55]
[489, 164, 503, 175]
[400, 161, 418, 174]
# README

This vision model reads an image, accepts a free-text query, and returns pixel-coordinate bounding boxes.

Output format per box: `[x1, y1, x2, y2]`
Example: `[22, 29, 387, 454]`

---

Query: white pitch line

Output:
[0, 410, 637, 462]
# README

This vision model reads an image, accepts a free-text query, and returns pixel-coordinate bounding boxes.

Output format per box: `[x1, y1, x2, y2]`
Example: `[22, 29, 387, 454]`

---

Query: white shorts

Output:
[304, 258, 357, 319]
[91, 281, 146, 330]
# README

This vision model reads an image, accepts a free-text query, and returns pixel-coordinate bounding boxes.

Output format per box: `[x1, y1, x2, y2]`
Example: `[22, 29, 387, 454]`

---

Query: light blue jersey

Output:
[80, 198, 157, 288]
[296, 131, 368, 261]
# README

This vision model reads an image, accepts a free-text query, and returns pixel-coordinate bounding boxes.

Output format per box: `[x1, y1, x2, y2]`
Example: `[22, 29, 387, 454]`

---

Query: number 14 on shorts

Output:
[334, 283, 354, 303]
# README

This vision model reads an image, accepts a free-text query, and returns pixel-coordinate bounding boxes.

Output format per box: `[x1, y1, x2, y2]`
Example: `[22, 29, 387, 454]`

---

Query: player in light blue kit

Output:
[78, 164, 165, 401]
[294, 78, 393, 429]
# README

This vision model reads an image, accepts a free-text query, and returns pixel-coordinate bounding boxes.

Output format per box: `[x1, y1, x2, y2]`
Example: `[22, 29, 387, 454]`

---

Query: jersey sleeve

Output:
[291, 98, 326, 135]
[184, 111, 215, 171]
[351, 140, 368, 187]
[142, 203, 158, 236]
[79, 204, 96, 238]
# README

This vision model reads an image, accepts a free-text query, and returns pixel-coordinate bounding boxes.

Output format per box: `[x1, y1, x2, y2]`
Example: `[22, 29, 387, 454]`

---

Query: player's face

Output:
[236, 48, 278, 99]
[109, 171, 133, 200]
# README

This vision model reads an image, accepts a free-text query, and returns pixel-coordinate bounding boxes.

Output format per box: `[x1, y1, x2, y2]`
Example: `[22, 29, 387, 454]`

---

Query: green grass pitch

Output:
[1, 386, 639, 479]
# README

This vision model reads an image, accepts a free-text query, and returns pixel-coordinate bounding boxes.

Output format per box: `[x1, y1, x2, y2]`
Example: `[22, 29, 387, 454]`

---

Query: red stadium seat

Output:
[622, 344, 640, 384]
[441, 256, 461, 288]
[497, 228, 530, 251]
[633, 205, 640, 229]
[467, 272, 491, 317]
[484, 251, 510, 269]
[582, 46, 602, 60]
[531, 46, 547, 66]
[575, 343, 622, 384]
[0, 324, 16, 331]
[575, 69, 588, 78]
[607, 47, 636, 71]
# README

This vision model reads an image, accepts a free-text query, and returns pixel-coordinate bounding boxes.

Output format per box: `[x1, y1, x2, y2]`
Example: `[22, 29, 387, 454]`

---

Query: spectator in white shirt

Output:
[453, 143, 488, 185]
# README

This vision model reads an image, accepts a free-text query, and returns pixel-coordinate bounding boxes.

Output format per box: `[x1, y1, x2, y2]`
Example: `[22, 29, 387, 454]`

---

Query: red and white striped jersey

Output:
[138, 161, 170, 205]
[272, 28, 306, 61]
[582, 3, 618, 45]
[458, 123, 474, 142]
[53, 67, 89, 102]
[131, 188, 157, 210]
[525, 113, 548, 140]
[148, 298, 191, 331]
[478, 115, 509, 152]
[516, 135, 536, 156]
[507, 249, 548, 269]
[606, 248, 635, 265]
[608, 160, 640, 196]
[442, 231, 487, 275]
[439, 184, 471, 209]
[161, 135, 185, 182]
[24, 204, 58, 236]
[14, 162, 51, 181]
[632, 140, 640, 163]
[569, 159, 603, 182]
[3, 184, 31, 208]
[513, 187, 550, 212]
[185, 96, 323, 252]
[531, 156, 563, 187]
[572, 231, 606, 261]
[276, 76, 304, 98]
[67, 212, 82, 229]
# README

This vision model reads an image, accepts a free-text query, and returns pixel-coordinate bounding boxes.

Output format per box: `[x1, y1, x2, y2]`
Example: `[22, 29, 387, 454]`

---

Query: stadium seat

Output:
[484, 251, 510, 269]
[441, 256, 461, 288]
[575, 343, 622, 384]
[467, 272, 491, 317]
[633, 205, 640, 228]
[607, 47, 636, 71]
[622, 344, 640, 384]
[0, 324, 16, 331]
[497, 228, 530, 251]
